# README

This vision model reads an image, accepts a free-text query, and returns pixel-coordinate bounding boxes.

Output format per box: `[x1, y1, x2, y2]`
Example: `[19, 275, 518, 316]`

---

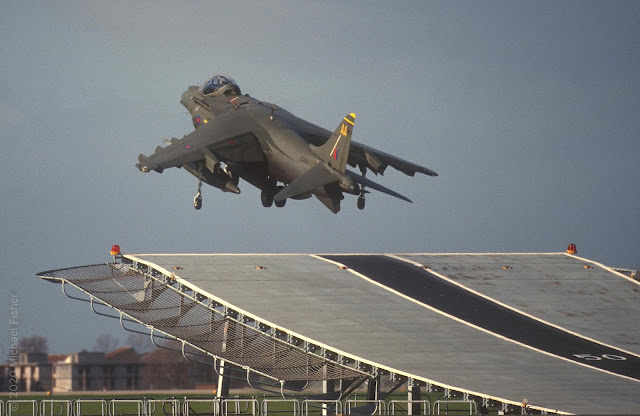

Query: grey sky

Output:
[1, 1, 638, 353]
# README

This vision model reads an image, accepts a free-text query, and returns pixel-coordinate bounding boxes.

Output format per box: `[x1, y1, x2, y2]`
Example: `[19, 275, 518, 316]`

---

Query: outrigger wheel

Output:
[357, 164, 367, 210]
[194, 173, 203, 210]
[194, 192, 202, 210]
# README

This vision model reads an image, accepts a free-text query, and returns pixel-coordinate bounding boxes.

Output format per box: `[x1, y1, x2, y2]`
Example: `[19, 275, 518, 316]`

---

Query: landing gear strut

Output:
[261, 180, 288, 208]
[357, 165, 367, 210]
[194, 171, 203, 210]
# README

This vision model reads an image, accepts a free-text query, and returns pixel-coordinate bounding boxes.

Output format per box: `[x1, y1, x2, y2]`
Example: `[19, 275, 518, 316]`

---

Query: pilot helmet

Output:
[201, 75, 241, 96]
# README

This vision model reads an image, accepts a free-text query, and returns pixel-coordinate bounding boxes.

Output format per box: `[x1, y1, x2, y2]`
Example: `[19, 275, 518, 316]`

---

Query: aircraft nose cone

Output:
[180, 90, 191, 109]
[180, 86, 200, 111]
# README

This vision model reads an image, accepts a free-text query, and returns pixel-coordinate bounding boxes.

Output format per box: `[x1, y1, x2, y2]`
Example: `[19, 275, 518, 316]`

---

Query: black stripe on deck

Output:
[321, 255, 640, 381]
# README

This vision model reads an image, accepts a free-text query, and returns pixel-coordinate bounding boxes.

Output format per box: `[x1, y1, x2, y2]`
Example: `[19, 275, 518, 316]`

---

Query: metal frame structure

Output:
[38, 262, 368, 386]
[36, 258, 566, 415]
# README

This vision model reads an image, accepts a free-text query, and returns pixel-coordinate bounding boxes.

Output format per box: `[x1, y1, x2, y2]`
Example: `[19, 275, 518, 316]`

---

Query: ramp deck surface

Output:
[125, 253, 639, 415]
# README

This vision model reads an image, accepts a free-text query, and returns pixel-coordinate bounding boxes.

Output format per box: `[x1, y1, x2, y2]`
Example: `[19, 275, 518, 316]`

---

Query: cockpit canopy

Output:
[200, 75, 241, 96]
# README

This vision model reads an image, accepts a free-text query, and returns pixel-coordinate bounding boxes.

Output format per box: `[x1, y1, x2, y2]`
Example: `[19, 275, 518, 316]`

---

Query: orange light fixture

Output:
[567, 243, 577, 255]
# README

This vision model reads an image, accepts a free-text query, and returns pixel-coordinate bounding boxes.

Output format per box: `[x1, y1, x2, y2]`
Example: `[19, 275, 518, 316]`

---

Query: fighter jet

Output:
[137, 75, 437, 213]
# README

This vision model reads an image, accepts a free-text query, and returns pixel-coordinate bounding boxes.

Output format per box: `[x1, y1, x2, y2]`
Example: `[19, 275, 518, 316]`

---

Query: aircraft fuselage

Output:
[181, 87, 337, 200]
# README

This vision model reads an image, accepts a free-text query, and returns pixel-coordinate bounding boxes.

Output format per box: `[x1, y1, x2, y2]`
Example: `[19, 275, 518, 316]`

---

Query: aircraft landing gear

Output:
[274, 186, 286, 207]
[194, 173, 203, 210]
[261, 178, 279, 208]
[261, 188, 274, 207]
[357, 165, 367, 210]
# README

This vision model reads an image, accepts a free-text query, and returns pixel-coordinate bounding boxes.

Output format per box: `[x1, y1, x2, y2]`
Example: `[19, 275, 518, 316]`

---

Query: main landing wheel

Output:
[274, 186, 286, 207]
[194, 193, 202, 210]
[261, 189, 274, 207]
[357, 195, 365, 210]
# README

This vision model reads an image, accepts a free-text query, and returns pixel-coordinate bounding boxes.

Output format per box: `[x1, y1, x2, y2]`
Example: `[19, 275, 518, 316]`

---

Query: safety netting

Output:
[38, 263, 365, 381]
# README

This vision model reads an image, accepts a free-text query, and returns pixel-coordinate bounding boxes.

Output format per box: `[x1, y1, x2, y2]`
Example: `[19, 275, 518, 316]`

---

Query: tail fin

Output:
[311, 113, 355, 174]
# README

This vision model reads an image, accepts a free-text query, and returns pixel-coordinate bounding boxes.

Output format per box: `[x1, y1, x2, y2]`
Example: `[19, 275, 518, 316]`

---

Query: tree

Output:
[93, 333, 120, 352]
[19, 335, 48, 354]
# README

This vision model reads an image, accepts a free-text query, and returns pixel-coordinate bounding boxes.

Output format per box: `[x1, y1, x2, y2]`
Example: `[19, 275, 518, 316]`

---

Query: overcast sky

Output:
[1, 1, 639, 354]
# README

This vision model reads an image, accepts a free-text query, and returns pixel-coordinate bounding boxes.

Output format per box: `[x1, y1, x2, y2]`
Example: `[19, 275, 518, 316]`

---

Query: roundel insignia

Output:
[195, 115, 201, 125]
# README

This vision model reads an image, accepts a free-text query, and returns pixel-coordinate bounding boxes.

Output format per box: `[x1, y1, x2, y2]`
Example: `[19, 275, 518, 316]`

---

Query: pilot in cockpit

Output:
[200, 75, 241, 96]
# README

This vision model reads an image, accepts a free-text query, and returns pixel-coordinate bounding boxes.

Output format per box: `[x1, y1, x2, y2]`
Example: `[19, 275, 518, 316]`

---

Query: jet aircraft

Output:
[137, 75, 437, 213]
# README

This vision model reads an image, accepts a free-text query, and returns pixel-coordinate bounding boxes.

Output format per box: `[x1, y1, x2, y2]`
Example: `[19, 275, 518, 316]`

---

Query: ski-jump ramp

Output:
[38, 253, 640, 414]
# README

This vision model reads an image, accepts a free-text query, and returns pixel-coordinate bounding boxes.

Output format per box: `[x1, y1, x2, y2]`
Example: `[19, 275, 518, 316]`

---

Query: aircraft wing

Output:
[137, 112, 263, 173]
[348, 141, 438, 177]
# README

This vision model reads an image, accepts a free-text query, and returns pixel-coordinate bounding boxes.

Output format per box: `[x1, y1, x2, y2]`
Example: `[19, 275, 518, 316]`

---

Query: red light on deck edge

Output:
[110, 244, 121, 256]
[567, 243, 577, 255]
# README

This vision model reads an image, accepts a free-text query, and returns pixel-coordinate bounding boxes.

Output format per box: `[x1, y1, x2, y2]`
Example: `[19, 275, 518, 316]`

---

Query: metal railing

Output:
[388, 400, 431, 415]
[301, 400, 342, 416]
[261, 399, 299, 416]
[432, 400, 477, 415]
[75, 400, 107, 416]
[146, 399, 180, 416]
[221, 398, 259, 416]
[182, 399, 220, 416]
[40, 400, 72, 416]
[7, 400, 38, 416]
[0, 397, 488, 416]
[109, 400, 144, 416]
[345, 400, 386, 415]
